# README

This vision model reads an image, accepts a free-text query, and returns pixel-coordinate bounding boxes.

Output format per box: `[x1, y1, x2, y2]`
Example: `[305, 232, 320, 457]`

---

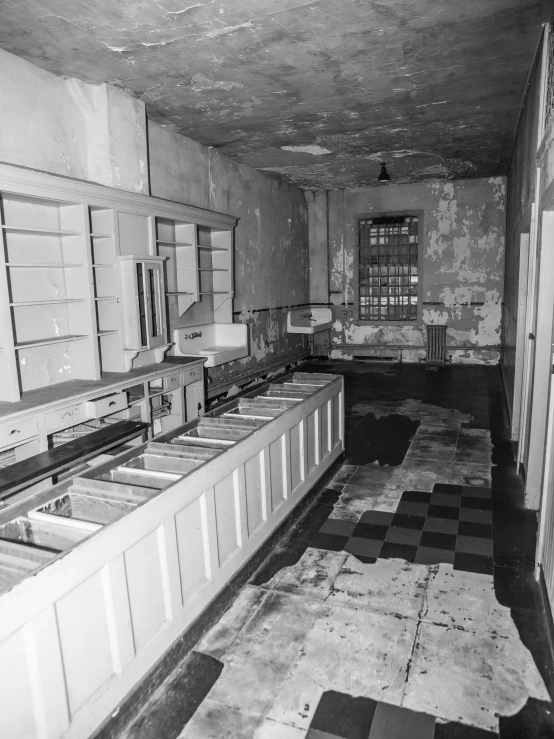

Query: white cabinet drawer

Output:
[182, 366, 203, 385]
[162, 373, 181, 391]
[85, 393, 128, 419]
[44, 403, 88, 434]
[0, 417, 38, 449]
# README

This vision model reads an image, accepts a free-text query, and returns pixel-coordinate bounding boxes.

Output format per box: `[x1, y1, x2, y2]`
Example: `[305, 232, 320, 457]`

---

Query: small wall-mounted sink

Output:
[287, 307, 333, 334]
[172, 323, 249, 367]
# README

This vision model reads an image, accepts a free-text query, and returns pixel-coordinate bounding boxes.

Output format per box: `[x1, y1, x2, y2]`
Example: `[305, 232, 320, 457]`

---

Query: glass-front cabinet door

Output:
[120, 256, 167, 351]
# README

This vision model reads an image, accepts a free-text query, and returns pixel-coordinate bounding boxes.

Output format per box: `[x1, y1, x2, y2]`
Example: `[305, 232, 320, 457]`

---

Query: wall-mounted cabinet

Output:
[156, 217, 198, 316]
[0, 163, 238, 403]
[119, 256, 169, 371]
[0, 192, 99, 402]
[171, 226, 249, 365]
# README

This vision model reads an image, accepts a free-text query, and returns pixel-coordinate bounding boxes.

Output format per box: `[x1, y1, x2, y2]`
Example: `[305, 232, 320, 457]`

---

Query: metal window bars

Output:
[358, 215, 418, 321]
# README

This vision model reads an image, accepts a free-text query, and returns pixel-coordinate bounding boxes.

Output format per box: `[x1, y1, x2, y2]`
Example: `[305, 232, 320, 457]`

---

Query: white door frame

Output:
[525, 210, 554, 509]
[535, 329, 554, 588]
[518, 195, 540, 471]
[511, 232, 531, 439]
[517, 25, 549, 473]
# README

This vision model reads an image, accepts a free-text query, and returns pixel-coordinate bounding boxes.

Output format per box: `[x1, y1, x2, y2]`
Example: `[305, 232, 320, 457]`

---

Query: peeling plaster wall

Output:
[148, 126, 311, 394]
[207, 150, 310, 390]
[310, 178, 506, 364]
[148, 123, 210, 208]
[0, 48, 148, 193]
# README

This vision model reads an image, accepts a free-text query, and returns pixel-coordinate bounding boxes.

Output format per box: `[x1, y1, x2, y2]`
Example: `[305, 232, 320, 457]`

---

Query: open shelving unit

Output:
[0, 192, 98, 402]
[89, 206, 121, 372]
[169, 224, 247, 366]
[156, 216, 199, 317]
[0, 162, 239, 403]
[156, 218, 234, 327]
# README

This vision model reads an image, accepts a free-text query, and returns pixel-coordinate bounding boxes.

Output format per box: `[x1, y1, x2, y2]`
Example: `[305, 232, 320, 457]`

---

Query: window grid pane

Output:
[358, 215, 418, 322]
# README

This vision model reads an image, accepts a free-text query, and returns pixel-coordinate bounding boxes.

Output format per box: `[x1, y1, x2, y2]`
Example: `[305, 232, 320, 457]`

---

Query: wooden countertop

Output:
[0, 358, 205, 421]
[0, 419, 149, 502]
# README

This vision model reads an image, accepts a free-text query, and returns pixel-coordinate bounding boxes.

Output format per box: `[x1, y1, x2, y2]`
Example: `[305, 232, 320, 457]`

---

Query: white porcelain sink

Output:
[287, 307, 333, 334]
[172, 323, 249, 367]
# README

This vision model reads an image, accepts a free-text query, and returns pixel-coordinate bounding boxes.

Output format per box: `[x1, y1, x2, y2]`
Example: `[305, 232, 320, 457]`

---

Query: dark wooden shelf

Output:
[0, 419, 149, 501]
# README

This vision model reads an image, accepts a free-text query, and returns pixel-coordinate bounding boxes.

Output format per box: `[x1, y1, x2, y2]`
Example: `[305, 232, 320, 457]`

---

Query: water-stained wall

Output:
[0, 48, 148, 194]
[309, 178, 506, 364]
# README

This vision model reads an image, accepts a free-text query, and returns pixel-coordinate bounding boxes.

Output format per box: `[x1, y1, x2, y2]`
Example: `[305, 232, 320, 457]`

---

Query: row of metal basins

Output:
[0, 373, 332, 595]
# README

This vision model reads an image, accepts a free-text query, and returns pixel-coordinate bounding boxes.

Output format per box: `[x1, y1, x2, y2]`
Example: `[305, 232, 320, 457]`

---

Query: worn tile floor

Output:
[122, 363, 554, 739]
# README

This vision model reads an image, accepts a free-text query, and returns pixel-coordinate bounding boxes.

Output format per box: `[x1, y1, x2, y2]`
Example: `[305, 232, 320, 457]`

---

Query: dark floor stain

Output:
[345, 413, 420, 466]
[498, 697, 554, 738]
[250, 488, 340, 586]
[434, 720, 497, 738]
[123, 651, 223, 739]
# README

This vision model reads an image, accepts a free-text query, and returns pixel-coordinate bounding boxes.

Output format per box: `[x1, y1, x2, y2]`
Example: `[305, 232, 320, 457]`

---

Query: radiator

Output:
[424, 324, 451, 368]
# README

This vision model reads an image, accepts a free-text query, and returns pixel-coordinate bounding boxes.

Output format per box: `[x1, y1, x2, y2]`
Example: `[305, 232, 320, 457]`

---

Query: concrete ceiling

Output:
[0, 0, 550, 189]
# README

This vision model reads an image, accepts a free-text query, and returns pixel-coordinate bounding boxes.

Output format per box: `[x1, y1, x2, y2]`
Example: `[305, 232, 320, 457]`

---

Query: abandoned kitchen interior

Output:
[2, 1, 554, 737]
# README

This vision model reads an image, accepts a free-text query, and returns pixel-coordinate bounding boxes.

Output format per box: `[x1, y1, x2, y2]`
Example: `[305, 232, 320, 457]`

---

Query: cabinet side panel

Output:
[306, 411, 317, 473]
[320, 400, 330, 459]
[175, 495, 209, 602]
[117, 213, 151, 257]
[269, 436, 286, 510]
[332, 393, 341, 448]
[0, 628, 38, 738]
[124, 530, 167, 653]
[56, 572, 114, 717]
[214, 474, 239, 565]
[244, 453, 265, 536]
[290, 422, 303, 493]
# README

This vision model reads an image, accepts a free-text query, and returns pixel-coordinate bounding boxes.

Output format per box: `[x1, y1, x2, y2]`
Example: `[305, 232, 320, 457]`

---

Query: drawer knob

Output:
[9, 429, 20, 436]
[109, 401, 116, 407]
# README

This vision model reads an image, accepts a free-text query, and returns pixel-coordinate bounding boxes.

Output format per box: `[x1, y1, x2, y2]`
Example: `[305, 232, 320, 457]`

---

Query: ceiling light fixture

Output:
[378, 162, 391, 183]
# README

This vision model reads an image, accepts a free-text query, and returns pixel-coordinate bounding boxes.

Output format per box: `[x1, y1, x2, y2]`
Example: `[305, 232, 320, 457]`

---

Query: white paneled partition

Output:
[0, 372, 344, 739]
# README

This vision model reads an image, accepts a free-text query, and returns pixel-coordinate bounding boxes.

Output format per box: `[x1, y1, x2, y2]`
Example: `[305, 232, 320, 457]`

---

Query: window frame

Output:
[354, 209, 424, 326]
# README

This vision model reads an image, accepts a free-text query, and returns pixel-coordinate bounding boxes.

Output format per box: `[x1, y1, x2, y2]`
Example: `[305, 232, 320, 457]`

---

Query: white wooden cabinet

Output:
[0, 372, 344, 739]
[0, 360, 206, 474]
[0, 163, 238, 402]
[119, 256, 170, 371]
[0, 193, 99, 401]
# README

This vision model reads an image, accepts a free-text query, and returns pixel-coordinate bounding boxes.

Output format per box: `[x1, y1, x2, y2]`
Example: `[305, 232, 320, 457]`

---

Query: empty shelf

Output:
[2, 226, 81, 236]
[6, 263, 84, 268]
[10, 299, 86, 306]
[14, 334, 89, 350]
[156, 240, 194, 246]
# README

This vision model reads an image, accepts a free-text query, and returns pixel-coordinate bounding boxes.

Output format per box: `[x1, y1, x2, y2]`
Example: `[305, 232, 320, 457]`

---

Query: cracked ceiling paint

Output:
[0, 0, 549, 189]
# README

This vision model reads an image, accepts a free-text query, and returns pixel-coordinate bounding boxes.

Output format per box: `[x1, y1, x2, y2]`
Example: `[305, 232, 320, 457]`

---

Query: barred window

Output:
[358, 214, 419, 322]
